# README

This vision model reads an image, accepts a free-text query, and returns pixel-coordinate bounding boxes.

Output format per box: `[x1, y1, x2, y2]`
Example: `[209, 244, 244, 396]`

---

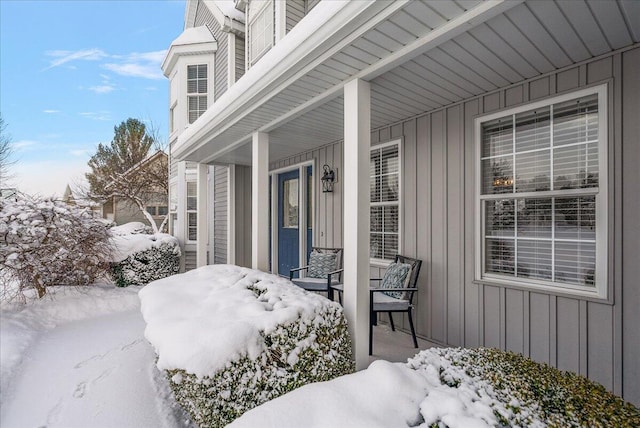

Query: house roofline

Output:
[173, 0, 396, 160]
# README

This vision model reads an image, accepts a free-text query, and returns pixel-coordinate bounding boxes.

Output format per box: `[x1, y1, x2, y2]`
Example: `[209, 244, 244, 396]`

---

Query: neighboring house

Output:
[62, 184, 103, 217]
[100, 150, 169, 229]
[164, 0, 640, 404]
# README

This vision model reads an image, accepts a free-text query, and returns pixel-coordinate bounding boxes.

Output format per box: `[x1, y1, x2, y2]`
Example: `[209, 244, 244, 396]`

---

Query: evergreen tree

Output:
[84, 118, 168, 233]
[86, 118, 154, 196]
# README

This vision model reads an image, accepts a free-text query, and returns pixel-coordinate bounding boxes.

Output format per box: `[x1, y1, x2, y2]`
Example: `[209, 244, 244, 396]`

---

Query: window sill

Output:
[369, 259, 392, 269]
[472, 277, 612, 305]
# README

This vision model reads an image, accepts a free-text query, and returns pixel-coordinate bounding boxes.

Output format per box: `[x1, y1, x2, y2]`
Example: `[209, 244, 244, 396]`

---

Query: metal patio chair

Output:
[289, 247, 343, 300]
[369, 255, 422, 354]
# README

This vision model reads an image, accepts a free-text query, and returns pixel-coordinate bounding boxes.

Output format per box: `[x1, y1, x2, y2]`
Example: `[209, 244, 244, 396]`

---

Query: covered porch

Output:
[172, 0, 639, 403]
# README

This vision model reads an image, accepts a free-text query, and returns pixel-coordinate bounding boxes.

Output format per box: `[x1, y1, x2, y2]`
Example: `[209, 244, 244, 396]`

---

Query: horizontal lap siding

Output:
[270, 47, 638, 404]
[235, 35, 245, 82]
[286, 0, 305, 34]
[194, 1, 228, 99]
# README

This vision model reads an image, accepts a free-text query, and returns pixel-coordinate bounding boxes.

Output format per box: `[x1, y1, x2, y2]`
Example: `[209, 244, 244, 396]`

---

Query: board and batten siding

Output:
[234, 165, 252, 268]
[194, 0, 228, 100]
[268, 47, 640, 404]
[212, 165, 228, 264]
[269, 140, 343, 249]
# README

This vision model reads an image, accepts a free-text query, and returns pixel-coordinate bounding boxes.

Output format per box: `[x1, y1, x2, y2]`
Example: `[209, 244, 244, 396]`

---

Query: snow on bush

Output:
[0, 196, 112, 300]
[109, 229, 180, 287]
[139, 265, 354, 427]
[110, 221, 153, 236]
[230, 347, 640, 428]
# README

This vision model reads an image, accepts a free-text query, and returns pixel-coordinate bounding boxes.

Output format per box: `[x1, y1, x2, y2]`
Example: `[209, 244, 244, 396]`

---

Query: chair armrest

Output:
[289, 266, 309, 280]
[369, 287, 418, 292]
[327, 269, 343, 285]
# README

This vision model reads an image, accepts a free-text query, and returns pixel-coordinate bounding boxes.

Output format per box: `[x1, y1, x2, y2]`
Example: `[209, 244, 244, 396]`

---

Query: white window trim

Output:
[474, 84, 608, 299]
[186, 63, 209, 125]
[186, 179, 198, 243]
[370, 138, 402, 266]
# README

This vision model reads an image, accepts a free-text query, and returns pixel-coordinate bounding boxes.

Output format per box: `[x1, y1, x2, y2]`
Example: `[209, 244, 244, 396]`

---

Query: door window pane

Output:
[282, 178, 299, 228]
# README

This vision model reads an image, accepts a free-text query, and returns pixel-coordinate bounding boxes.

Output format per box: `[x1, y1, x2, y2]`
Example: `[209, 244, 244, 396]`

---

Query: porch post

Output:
[343, 78, 371, 370]
[176, 161, 187, 272]
[196, 163, 209, 267]
[252, 131, 270, 271]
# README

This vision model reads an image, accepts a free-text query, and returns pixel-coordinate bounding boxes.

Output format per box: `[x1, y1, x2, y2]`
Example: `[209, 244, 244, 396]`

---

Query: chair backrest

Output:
[394, 255, 422, 302]
[310, 247, 343, 280]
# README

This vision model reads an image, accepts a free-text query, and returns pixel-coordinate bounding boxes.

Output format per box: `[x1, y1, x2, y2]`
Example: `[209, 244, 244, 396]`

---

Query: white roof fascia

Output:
[187, 0, 523, 164]
[173, 0, 403, 160]
[202, 0, 245, 35]
[162, 27, 218, 76]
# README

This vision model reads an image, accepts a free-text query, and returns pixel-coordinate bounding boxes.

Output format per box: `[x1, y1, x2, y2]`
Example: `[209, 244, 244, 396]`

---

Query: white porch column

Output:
[343, 78, 371, 370]
[196, 163, 209, 267]
[252, 132, 270, 271]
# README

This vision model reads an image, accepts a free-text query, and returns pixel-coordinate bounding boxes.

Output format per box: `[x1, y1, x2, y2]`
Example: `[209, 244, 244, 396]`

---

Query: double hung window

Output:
[370, 141, 401, 262]
[249, 1, 273, 65]
[187, 64, 207, 124]
[477, 85, 607, 297]
[187, 181, 197, 241]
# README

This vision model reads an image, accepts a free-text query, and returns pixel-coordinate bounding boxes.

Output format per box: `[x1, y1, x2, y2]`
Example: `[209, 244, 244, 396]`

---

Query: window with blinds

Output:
[249, 1, 273, 65]
[187, 181, 197, 241]
[477, 86, 607, 297]
[187, 64, 207, 124]
[370, 141, 401, 261]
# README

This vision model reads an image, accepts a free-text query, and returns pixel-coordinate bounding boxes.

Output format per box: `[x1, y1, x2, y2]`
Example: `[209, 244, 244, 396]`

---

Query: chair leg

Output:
[407, 308, 418, 348]
[369, 311, 374, 355]
[388, 312, 395, 331]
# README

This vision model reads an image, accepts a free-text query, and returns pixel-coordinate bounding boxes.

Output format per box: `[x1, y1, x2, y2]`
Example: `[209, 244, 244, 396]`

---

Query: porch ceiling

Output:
[183, 0, 639, 166]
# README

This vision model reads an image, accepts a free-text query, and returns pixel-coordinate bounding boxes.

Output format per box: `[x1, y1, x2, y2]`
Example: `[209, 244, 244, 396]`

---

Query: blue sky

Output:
[0, 0, 185, 197]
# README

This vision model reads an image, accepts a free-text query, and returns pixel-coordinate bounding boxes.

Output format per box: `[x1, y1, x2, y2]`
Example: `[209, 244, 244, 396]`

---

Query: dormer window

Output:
[249, 0, 273, 65]
[187, 64, 208, 124]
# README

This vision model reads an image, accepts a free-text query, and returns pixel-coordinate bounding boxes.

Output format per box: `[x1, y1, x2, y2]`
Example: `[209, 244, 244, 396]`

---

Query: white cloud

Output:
[103, 62, 164, 80]
[13, 140, 39, 151]
[145, 87, 158, 91]
[88, 85, 115, 94]
[79, 111, 111, 121]
[44, 48, 107, 70]
[43, 109, 61, 114]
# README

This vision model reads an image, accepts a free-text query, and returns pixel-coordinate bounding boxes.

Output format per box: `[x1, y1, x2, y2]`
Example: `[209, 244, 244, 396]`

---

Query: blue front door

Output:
[278, 169, 300, 276]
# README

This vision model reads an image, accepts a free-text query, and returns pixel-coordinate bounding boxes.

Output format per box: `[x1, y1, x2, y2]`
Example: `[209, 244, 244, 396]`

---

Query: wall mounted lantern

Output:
[321, 164, 335, 193]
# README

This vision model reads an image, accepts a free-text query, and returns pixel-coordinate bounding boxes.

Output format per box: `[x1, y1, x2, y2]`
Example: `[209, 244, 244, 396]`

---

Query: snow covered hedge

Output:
[0, 197, 112, 300]
[109, 226, 180, 287]
[230, 347, 640, 428]
[139, 265, 354, 427]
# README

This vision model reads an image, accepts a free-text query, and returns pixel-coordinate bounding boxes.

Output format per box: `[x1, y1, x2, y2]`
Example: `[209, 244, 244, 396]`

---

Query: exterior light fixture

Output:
[321, 164, 335, 193]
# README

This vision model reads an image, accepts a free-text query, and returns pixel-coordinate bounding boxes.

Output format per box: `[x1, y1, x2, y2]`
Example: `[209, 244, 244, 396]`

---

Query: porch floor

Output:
[368, 323, 439, 365]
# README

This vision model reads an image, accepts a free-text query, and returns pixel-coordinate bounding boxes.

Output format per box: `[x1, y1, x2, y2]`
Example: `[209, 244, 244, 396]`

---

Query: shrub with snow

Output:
[229, 347, 640, 428]
[109, 229, 180, 287]
[0, 196, 112, 300]
[139, 265, 354, 427]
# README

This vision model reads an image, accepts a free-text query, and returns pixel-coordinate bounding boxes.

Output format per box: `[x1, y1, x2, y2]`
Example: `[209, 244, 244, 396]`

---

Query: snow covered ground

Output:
[0, 285, 194, 428]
